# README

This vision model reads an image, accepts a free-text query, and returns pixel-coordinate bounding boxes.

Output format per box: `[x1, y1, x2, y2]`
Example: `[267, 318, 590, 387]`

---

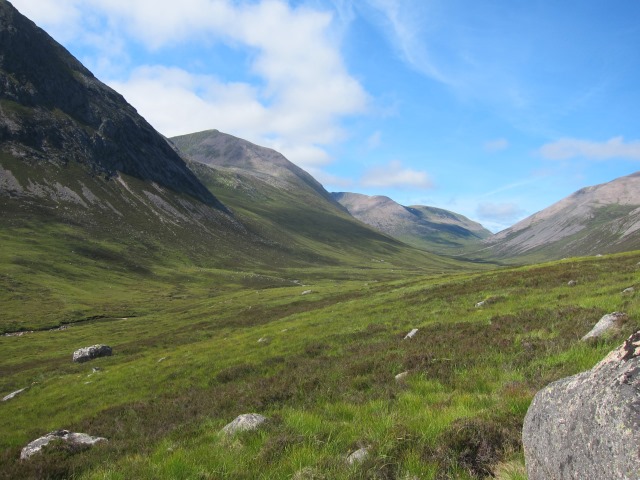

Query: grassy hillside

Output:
[2, 251, 638, 479]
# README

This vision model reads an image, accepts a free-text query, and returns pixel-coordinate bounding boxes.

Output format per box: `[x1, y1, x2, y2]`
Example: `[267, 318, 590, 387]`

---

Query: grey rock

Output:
[221, 413, 267, 435]
[523, 331, 640, 480]
[475, 300, 485, 307]
[622, 287, 635, 294]
[20, 430, 107, 460]
[404, 328, 418, 339]
[72, 344, 112, 363]
[292, 467, 325, 480]
[395, 371, 409, 381]
[581, 312, 627, 341]
[567, 280, 577, 287]
[2, 387, 27, 402]
[301, 290, 313, 295]
[346, 447, 369, 465]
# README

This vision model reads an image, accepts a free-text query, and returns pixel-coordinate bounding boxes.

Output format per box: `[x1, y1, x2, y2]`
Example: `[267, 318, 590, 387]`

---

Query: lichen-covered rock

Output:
[20, 430, 107, 460]
[523, 331, 640, 480]
[2, 387, 27, 402]
[567, 280, 577, 287]
[72, 344, 112, 363]
[221, 413, 267, 435]
[395, 371, 409, 381]
[581, 312, 627, 341]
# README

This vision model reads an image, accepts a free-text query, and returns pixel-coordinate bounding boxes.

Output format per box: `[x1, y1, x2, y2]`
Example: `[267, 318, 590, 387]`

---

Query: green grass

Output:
[1, 249, 639, 479]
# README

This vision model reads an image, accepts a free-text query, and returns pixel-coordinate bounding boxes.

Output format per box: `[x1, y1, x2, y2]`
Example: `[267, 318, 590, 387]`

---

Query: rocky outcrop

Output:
[523, 331, 640, 480]
[2, 387, 28, 401]
[72, 344, 112, 363]
[20, 430, 107, 460]
[221, 413, 267, 435]
[581, 312, 627, 341]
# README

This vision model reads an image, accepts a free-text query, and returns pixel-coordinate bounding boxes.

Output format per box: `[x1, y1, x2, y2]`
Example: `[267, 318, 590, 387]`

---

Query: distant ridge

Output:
[483, 171, 640, 261]
[332, 192, 491, 255]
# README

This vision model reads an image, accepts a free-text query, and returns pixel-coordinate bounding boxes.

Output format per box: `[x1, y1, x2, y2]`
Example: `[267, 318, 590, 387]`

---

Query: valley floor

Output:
[1, 253, 639, 479]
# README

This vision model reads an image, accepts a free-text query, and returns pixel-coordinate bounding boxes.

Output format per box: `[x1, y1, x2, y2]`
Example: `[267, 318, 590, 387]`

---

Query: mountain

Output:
[332, 192, 491, 255]
[171, 130, 466, 270]
[482, 171, 640, 261]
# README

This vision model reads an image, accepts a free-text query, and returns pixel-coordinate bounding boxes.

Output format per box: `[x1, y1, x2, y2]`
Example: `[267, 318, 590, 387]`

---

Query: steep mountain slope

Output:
[483, 171, 640, 261]
[171, 130, 466, 270]
[332, 192, 491, 255]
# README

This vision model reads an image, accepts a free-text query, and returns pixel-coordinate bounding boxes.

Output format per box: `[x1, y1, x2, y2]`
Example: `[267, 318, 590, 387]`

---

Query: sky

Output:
[12, 0, 640, 232]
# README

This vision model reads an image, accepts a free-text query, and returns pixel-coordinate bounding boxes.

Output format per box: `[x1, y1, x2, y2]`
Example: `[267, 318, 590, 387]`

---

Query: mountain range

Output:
[2, 0, 640, 278]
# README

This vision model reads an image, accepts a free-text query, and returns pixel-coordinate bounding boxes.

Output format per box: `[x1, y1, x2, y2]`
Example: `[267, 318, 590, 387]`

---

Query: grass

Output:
[1, 248, 638, 479]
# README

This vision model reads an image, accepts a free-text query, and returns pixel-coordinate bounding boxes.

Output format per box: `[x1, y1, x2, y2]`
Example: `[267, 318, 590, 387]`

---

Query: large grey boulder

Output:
[21, 430, 107, 460]
[523, 331, 640, 480]
[346, 446, 369, 465]
[581, 312, 627, 341]
[221, 413, 267, 435]
[72, 344, 112, 363]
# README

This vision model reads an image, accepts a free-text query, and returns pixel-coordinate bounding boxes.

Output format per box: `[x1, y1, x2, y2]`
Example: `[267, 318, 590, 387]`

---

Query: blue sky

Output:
[13, 0, 640, 231]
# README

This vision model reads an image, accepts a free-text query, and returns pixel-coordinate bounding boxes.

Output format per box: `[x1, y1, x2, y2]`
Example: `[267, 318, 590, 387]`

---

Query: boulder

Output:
[21, 430, 107, 460]
[404, 328, 418, 340]
[475, 301, 485, 308]
[346, 446, 369, 465]
[301, 290, 313, 295]
[567, 280, 577, 287]
[523, 331, 640, 480]
[581, 312, 627, 341]
[221, 413, 267, 435]
[622, 287, 635, 294]
[72, 344, 112, 363]
[395, 371, 409, 381]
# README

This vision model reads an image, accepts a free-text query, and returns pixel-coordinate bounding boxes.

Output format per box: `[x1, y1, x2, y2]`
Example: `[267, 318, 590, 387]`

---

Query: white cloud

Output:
[366, 131, 382, 150]
[361, 160, 433, 189]
[476, 202, 524, 222]
[14, 0, 369, 170]
[484, 138, 509, 152]
[540, 136, 640, 161]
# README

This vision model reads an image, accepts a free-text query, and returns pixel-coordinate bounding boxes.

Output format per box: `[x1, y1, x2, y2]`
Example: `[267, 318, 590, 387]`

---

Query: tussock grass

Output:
[1, 251, 639, 478]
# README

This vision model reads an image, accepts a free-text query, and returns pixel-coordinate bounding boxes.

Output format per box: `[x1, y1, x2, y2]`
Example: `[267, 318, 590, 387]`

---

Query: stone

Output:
[292, 467, 325, 480]
[395, 371, 409, 381]
[567, 280, 577, 287]
[475, 301, 485, 308]
[2, 387, 27, 402]
[581, 312, 627, 341]
[72, 344, 112, 363]
[20, 430, 107, 460]
[523, 331, 640, 480]
[221, 413, 267, 435]
[404, 328, 418, 340]
[301, 290, 313, 295]
[346, 447, 369, 465]
[622, 287, 635, 294]
[257, 337, 268, 343]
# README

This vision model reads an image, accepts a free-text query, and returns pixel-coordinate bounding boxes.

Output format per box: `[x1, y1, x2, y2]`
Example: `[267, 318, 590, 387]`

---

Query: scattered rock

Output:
[72, 344, 112, 363]
[157, 357, 167, 363]
[92, 367, 101, 373]
[567, 280, 577, 287]
[20, 430, 107, 460]
[4, 330, 34, 337]
[301, 290, 313, 295]
[221, 413, 267, 435]
[523, 331, 640, 480]
[346, 447, 369, 465]
[581, 312, 628, 341]
[595, 254, 603, 257]
[622, 287, 635, 294]
[475, 301, 485, 308]
[404, 328, 418, 340]
[395, 371, 409, 381]
[257, 337, 268, 343]
[2, 387, 28, 402]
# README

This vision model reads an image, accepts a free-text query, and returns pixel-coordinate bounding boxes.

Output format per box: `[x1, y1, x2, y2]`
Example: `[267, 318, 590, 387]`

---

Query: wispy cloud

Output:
[366, 131, 382, 150]
[476, 202, 524, 223]
[361, 160, 433, 189]
[483, 138, 509, 152]
[540, 136, 640, 161]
